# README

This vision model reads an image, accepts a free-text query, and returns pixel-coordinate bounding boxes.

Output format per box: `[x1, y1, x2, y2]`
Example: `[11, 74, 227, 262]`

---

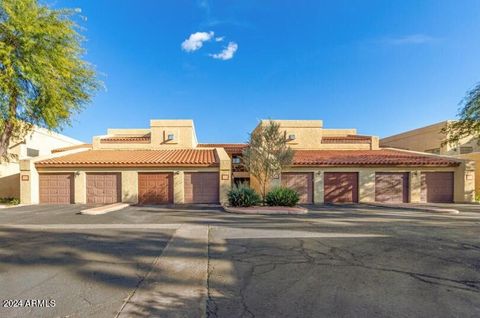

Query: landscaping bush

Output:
[0, 197, 20, 205]
[228, 183, 261, 207]
[265, 187, 299, 207]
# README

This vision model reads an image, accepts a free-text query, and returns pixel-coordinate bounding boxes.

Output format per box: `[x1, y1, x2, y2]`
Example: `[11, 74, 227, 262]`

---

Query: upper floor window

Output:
[425, 148, 440, 155]
[27, 148, 39, 157]
[167, 133, 175, 141]
[460, 146, 473, 154]
[232, 156, 241, 164]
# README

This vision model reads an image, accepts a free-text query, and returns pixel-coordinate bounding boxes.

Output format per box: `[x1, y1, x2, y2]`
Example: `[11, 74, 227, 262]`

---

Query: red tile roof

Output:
[293, 149, 460, 167]
[36, 149, 218, 167]
[51, 144, 92, 153]
[321, 135, 372, 144]
[198, 143, 248, 154]
[100, 135, 151, 143]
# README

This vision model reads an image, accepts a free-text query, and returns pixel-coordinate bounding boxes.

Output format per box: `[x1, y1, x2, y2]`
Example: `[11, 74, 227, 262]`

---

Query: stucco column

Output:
[174, 171, 184, 204]
[454, 160, 475, 203]
[74, 171, 86, 204]
[20, 159, 39, 204]
[216, 148, 232, 205]
[409, 171, 422, 203]
[359, 170, 375, 203]
[314, 170, 324, 204]
[121, 171, 138, 204]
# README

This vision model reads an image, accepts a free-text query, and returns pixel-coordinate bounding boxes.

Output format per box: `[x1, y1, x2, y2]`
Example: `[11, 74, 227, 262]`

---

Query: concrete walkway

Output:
[117, 225, 209, 318]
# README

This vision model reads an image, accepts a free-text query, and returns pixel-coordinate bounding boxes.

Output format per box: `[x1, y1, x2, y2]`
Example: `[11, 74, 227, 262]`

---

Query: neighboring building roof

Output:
[36, 149, 218, 167]
[100, 134, 151, 143]
[321, 135, 372, 144]
[51, 144, 92, 153]
[198, 143, 248, 154]
[292, 149, 460, 166]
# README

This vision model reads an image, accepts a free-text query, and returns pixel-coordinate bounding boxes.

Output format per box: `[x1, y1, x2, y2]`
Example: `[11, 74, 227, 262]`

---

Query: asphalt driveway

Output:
[1, 204, 480, 317]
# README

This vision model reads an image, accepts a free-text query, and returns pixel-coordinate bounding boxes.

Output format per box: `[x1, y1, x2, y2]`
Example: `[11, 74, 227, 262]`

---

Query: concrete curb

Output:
[80, 203, 130, 215]
[0, 204, 26, 209]
[117, 224, 209, 318]
[363, 203, 460, 214]
[223, 206, 308, 215]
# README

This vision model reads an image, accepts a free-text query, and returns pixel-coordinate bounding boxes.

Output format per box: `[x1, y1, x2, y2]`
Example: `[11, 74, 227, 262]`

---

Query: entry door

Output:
[184, 172, 219, 204]
[375, 172, 409, 203]
[86, 173, 121, 204]
[421, 172, 454, 203]
[281, 172, 313, 204]
[138, 173, 173, 204]
[324, 172, 359, 203]
[39, 173, 74, 204]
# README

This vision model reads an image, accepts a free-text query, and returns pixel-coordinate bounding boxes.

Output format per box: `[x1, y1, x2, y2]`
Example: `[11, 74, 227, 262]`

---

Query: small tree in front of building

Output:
[0, 0, 100, 162]
[242, 120, 294, 202]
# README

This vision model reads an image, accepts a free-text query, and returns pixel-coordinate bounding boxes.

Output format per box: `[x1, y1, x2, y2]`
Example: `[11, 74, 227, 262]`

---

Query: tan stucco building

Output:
[19, 119, 475, 206]
[0, 127, 82, 199]
[381, 120, 480, 194]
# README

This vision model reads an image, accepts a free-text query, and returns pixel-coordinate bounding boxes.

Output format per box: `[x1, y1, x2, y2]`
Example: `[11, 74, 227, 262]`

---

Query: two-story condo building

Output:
[381, 120, 480, 194]
[20, 119, 475, 205]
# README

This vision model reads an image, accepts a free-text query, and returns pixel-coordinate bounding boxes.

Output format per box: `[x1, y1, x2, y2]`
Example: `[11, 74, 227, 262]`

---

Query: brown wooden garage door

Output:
[184, 172, 219, 204]
[281, 172, 313, 204]
[324, 172, 359, 203]
[138, 173, 173, 204]
[39, 173, 74, 204]
[86, 173, 120, 204]
[375, 172, 409, 203]
[421, 172, 454, 203]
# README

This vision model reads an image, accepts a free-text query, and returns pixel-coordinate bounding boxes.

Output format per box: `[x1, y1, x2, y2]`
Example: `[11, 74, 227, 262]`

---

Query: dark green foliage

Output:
[265, 187, 299, 207]
[227, 183, 261, 207]
[0, 197, 19, 205]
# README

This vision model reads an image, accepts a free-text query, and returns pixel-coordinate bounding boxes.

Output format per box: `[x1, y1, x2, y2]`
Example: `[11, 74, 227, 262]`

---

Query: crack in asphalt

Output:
[215, 236, 480, 304]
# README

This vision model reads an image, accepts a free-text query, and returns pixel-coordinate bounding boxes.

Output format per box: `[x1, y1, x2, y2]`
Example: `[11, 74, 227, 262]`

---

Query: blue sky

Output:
[54, 0, 480, 143]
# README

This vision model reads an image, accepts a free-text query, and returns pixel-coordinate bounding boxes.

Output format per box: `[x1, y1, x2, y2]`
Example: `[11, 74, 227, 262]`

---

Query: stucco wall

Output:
[216, 148, 232, 205]
[359, 170, 375, 203]
[122, 171, 138, 203]
[0, 162, 20, 198]
[0, 127, 81, 199]
[174, 171, 185, 204]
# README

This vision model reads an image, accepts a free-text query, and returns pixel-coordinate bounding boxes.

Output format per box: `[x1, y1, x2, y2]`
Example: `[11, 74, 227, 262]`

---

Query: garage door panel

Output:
[39, 174, 74, 204]
[324, 172, 358, 203]
[86, 173, 120, 205]
[421, 172, 454, 203]
[138, 173, 173, 205]
[375, 172, 409, 203]
[184, 172, 219, 204]
[281, 172, 313, 204]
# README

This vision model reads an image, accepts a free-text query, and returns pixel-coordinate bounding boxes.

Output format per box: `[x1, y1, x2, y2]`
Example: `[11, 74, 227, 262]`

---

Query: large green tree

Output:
[0, 0, 99, 161]
[442, 83, 480, 145]
[242, 120, 294, 201]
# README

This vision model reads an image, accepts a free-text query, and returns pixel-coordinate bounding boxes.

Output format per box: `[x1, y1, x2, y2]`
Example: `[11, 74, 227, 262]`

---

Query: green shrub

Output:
[265, 187, 299, 207]
[0, 197, 20, 205]
[228, 183, 261, 207]
[476, 193, 480, 202]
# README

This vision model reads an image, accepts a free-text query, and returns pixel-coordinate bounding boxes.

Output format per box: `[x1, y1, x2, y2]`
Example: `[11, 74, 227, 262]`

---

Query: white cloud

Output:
[215, 36, 225, 42]
[384, 34, 437, 45]
[209, 42, 238, 60]
[181, 31, 214, 52]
